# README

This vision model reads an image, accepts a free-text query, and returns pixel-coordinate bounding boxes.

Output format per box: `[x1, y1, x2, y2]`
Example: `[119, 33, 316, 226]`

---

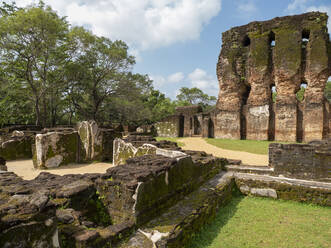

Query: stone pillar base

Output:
[246, 105, 270, 140]
[275, 103, 297, 142]
[303, 103, 324, 142]
[215, 111, 241, 139]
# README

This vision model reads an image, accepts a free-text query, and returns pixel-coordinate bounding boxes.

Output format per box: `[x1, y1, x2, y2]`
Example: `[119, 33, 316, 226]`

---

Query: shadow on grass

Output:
[185, 195, 245, 248]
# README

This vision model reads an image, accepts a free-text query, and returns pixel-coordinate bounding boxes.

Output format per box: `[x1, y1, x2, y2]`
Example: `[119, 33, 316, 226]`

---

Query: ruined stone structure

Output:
[155, 106, 215, 138]
[1, 135, 330, 247]
[216, 11, 331, 142]
[0, 121, 121, 169]
[156, 12, 331, 142]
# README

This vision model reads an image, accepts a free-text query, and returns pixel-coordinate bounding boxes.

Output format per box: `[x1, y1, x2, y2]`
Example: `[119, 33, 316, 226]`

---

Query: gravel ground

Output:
[6, 160, 114, 180]
[179, 137, 268, 166]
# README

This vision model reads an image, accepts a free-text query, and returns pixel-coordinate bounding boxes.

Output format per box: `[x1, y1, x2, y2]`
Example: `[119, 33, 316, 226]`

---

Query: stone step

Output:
[235, 173, 331, 206]
[118, 172, 235, 248]
[225, 164, 273, 175]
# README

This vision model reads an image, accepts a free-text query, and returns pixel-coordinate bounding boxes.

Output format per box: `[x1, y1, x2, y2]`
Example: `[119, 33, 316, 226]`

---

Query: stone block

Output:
[246, 105, 270, 140]
[34, 131, 80, 169]
[215, 111, 241, 139]
[0, 135, 33, 160]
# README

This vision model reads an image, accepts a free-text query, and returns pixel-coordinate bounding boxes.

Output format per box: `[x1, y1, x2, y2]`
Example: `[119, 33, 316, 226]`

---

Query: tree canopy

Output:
[0, 2, 217, 128]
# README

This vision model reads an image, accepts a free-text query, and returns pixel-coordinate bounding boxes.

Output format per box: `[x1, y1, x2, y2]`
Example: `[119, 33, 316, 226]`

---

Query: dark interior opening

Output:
[243, 35, 251, 47]
[240, 85, 251, 140]
[193, 116, 201, 135]
[190, 117, 193, 129]
[269, 31, 275, 47]
[268, 84, 276, 141]
[179, 115, 184, 137]
[242, 85, 251, 105]
[208, 118, 214, 138]
[296, 105, 304, 143]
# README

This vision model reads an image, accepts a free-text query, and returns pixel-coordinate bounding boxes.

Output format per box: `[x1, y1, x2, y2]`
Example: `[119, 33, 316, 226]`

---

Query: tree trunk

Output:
[35, 98, 41, 126]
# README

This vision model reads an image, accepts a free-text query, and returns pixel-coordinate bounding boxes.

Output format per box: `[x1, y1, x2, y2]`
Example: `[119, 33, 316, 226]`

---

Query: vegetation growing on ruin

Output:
[187, 196, 331, 248]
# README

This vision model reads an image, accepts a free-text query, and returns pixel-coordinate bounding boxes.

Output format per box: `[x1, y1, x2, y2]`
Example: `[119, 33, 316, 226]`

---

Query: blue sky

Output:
[12, 0, 331, 99]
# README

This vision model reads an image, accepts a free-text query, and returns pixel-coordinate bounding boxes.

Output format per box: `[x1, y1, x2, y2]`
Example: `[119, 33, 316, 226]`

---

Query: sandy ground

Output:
[179, 137, 268, 166]
[6, 137, 267, 180]
[6, 160, 114, 180]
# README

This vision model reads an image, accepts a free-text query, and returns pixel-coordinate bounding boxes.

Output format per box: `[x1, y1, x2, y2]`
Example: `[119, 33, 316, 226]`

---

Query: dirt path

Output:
[179, 137, 268, 166]
[6, 160, 114, 180]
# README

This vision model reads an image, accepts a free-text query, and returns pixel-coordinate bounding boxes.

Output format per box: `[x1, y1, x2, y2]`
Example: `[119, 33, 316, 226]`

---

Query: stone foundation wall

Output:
[155, 115, 179, 137]
[0, 135, 34, 160]
[269, 140, 331, 181]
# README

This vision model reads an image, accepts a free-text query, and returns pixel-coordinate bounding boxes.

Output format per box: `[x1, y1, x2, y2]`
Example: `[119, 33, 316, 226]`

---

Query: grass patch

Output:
[205, 138, 294, 155]
[155, 137, 185, 147]
[187, 196, 331, 248]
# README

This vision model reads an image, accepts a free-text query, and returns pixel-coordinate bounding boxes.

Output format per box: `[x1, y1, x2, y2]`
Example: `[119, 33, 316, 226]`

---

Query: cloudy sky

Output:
[11, 0, 331, 99]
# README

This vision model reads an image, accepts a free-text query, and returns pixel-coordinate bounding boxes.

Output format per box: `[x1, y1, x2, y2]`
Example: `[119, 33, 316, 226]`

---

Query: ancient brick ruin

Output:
[156, 12, 331, 142]
[216, 11, 331, 142]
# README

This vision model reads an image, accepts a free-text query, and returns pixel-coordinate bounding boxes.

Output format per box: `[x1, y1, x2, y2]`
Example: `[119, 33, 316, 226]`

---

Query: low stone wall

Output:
[97, 153, 226, 226]
[155, 115, 179, 137]
[78, 121, 121, 162]
[113, 137, 181, 166]
[235, 173, 331, 206]
[0, 135, 34, 160]
[34, 131, 81, 169]
[269, 140, 331, 181]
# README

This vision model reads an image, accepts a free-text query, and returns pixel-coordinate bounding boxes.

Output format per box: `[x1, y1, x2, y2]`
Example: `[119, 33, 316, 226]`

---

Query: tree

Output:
[66, 27, 136, 123]
[143, 89, 176, 122]
[0, 2, 69, 126]
[176, 87, 217, 110]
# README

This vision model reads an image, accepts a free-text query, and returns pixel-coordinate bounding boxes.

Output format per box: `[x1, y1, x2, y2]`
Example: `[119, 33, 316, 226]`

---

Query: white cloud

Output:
[150, 75, 167, 88]
[12, 0, 222, 51]
[286, 0, 309, 12]
[188, 68, 218, 96]
[237, 1, 257, 14]
[151, 69, 219, 98]
[168, 72, 184, 83]
[151, 71, 184, 88]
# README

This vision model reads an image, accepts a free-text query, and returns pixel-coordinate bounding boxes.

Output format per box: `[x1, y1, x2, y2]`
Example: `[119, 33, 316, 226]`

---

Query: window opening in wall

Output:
[296, 82, 307, 102]
[269, 31, 275, 47]
[302, 29, 310, 48]
[243, 35, 250, 47]
[242, 85, 251, 105]
[271, 85, 276, 103]
[190, 117, 193, 129]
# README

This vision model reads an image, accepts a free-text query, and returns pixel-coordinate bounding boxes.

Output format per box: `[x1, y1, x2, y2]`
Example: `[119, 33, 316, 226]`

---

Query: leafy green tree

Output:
[0, 2, 69, 126]
[143, 89, 176, 122]
[176, 87, 217, 110]
[66, 27, 136, 122]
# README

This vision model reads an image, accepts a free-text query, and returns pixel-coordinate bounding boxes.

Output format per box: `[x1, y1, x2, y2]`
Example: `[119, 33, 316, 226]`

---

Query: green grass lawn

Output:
[187, 196, 331, 248]
[205, 138, 291, 155]
[155, 137, 185, 147]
